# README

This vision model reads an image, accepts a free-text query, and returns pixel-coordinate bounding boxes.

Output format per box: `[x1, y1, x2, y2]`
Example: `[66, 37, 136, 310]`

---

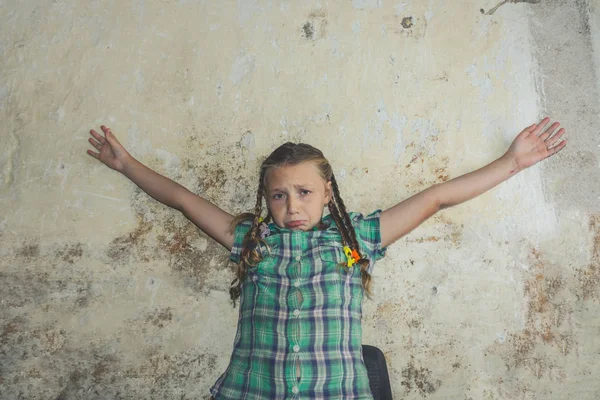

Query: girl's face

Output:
[265, 162, 332, 230]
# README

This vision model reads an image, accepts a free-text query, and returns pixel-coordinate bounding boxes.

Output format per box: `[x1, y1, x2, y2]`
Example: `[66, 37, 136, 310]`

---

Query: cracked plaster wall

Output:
[1, 1, 599, 399]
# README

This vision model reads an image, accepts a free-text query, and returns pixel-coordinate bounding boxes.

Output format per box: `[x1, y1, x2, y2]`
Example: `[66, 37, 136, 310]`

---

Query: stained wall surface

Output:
[1, 1, 599, 399]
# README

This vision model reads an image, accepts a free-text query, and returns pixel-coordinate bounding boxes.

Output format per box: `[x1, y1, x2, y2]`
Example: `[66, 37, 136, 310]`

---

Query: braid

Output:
[329, 174, 373, 296]
[229, 168, 268, 304]
[249, 168, 266, 241]
[327, 200, 351, 247]
[330, 175, 360, 248]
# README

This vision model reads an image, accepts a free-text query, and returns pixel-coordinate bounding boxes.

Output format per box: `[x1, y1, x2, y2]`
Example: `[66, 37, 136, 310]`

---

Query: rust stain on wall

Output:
[160, 216, 231, 293]
[145, 307, 173, 328]
[17, 242, 40, 258]
[404, 148, 450, 190]
[195, 166, 227, 195]
[55, 243, 84, 264]
[107, 214, 154, 263]
[401, 355, 442, 396]
[488, 244, 573, 383]
[39, 328, 67, 355]
[180, 149, 252, 210]
[405, 213, 463, 246]
[104, 157, 239, 294]
[576, 214, 600, 301]
[1, 317, 23, 345]
[123, 351, 219, 386]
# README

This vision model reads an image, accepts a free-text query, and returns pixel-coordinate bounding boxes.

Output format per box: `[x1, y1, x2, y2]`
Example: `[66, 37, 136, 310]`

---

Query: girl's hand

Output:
[87, 125, 132, 173]
[504, 117, 567, 173]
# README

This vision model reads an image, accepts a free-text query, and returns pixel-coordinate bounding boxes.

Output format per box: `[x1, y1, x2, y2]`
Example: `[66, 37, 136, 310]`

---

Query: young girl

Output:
[87, 118, 565, 399]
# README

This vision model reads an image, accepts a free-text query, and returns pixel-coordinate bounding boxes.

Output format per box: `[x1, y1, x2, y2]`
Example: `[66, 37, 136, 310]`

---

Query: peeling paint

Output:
[229, 52, 256, 86]
[352, 0, 383, 10]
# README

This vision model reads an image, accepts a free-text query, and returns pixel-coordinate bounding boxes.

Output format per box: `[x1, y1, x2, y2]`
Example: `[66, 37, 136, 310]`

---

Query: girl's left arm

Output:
[380, 117, 567, 248]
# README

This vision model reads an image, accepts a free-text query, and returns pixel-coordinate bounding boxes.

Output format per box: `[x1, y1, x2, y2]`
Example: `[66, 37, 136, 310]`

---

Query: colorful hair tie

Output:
[258, 217, 270, 239]
[343, 246, 361, 267]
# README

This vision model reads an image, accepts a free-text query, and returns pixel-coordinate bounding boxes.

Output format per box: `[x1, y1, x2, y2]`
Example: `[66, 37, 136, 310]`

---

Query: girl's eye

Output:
[273, 193, 284, 200]
[300, 190, 311, 196]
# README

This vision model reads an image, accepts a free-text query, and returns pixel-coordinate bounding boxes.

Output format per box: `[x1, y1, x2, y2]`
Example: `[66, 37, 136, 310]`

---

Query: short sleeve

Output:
[229, 220, 253, 264]
[351, 210, 387, 272]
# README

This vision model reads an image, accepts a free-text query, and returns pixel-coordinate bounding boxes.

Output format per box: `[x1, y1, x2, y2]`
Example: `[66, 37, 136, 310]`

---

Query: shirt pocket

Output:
[314, 240, 359, 299]
[314, 239, 344, 263]
[250, 242, 281, 295]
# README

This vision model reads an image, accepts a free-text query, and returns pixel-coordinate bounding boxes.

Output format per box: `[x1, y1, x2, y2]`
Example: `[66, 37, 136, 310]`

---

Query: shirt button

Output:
[293, 281, 300, 288]
[295, 255, 301, 261]
[293, 309, 300, 316]
[293, 345, 300, 352]
[292, 386, 299, 394]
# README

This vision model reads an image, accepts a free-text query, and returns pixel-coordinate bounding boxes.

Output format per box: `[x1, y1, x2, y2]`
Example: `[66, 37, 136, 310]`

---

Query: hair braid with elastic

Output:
[329, 174, 373, 296]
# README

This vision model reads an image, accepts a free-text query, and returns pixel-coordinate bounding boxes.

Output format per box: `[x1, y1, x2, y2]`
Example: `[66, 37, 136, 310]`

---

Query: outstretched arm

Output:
[87, 125, 234, 250]
[380, 117, 566, 248]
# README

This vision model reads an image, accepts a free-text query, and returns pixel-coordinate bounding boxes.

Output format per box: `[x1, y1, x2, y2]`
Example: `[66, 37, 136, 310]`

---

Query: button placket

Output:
[291, 242, 304, 396]
[293, 252, 303, 310]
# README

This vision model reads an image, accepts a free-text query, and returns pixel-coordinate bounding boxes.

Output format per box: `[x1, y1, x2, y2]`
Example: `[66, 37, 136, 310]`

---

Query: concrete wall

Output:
[1, 1, 599, 399]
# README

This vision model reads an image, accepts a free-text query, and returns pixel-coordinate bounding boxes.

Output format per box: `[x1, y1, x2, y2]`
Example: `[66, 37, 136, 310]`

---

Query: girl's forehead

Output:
[265, 162, 326, 187]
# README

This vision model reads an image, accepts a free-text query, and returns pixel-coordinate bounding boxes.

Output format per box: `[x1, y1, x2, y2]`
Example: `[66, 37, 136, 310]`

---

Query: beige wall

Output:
[1, 1, 599, 399]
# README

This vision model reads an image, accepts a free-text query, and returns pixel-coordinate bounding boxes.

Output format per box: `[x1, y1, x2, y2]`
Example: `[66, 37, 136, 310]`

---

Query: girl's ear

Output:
[324, 180, 333, 204]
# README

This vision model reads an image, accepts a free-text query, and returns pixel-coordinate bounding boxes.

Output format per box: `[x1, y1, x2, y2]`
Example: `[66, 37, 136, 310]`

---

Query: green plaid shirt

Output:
[210, 210, 386, 399]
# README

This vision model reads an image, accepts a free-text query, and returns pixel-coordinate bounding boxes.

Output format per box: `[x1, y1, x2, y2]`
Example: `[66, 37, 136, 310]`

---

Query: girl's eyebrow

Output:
[269, 183, 315, 192]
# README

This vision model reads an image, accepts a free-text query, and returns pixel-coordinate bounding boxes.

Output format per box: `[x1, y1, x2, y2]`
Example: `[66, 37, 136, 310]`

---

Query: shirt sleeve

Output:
[229, 220, 253, 264]
[351, 210, 387, 273]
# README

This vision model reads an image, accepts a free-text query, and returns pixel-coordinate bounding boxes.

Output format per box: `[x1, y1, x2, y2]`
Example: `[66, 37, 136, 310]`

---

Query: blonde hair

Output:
[229, 142, 372, 303]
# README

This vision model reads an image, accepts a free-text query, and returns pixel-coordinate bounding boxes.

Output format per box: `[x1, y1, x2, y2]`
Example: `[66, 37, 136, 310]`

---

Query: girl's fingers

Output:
[548, 139, 567, 156]
[90, 129, 107, 144]
[532, 117, 550, 136]
[539, 122, 560, 141]
[88, 137, 102, 150]
[100, 125, 121, 147]
[87, 149, 99, 159]
[545, 128, 565, 147]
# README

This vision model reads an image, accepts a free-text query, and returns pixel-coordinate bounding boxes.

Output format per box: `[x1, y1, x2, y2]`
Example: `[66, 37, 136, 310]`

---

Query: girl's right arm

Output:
[87, 125, 235, 250]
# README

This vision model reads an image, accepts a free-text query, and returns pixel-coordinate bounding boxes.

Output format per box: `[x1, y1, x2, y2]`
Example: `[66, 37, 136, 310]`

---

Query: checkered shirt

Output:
[210, 210, 387, 399]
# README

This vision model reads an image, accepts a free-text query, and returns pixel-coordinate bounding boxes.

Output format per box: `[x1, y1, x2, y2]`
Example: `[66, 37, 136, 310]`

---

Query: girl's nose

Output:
[286, 197, 298, 214]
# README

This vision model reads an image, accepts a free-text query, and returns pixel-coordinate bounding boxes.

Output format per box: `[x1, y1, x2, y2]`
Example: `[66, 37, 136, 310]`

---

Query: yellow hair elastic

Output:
[343, 246, 361, 267]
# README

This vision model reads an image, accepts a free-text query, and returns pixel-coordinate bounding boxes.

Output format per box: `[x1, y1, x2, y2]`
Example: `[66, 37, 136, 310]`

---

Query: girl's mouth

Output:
[285, 220, 305, 228]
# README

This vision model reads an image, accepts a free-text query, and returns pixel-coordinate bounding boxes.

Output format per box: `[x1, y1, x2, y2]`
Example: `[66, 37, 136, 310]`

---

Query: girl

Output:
[87, 117, 565, 399]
